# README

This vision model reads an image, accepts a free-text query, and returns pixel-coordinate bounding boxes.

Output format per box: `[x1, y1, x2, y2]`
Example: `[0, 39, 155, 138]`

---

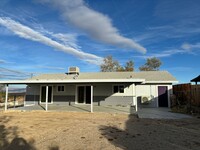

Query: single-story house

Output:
[0, 67, 178, 112]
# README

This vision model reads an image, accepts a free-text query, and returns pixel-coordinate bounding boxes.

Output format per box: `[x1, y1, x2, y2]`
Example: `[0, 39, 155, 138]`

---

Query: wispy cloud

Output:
[154, 0, 200, 22]
[0, 17, 102, 65]
[0, 59, 13, 64]
[52, 33, 80, 49]
[0, 59, 6, 64]
[35, 65, 65, 70]
[135, 48, 194, 59]
[33, 24, 80, 49]
[135, 25, 200, 45]
[148, 0, 200, 41]
[0, 67, 31, 80]
[134, 0, 200, 45]
[167, 67, 192, 72]
[181, 42, 200, 51]
[38, 0, 147, 53]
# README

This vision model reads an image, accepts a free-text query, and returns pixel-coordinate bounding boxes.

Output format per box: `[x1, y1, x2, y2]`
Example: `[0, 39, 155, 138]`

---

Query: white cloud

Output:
[181, 42, 200, 51]
[38, 0, 146, 53]
[0, 59, 6, 64]
[135, 48, 194, 59]
[52, 33, 80, 49]
[0, 17, 102, 65]
[0, 59, 13, 64]
[33, 24, 80, 49]
[181, 43, 191, 51]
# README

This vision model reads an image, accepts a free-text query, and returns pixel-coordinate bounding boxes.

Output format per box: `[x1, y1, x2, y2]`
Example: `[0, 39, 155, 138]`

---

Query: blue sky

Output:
[0, 0, 199, 83]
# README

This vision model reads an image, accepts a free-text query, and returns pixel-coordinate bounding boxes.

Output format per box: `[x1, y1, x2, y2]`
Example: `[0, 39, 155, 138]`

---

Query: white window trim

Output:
[75, 84, 92, 105]
[112, 85, 125, 94]
[57, 85, 65, 92]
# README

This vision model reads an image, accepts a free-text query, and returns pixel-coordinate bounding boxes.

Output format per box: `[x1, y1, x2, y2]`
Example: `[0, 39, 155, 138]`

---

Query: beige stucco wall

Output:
[93, 83, 135, 96]
[26, 83, 135, 99]
[26, 83, 172, 108]
[53, 84, 76, 96]
[136, 84, 172, 107]
[136, 84, 157, 97]
[26, 85, 40, 95]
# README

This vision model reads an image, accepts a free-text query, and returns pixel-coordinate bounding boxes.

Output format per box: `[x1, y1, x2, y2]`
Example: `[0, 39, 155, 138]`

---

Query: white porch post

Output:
[135, 85, 138, 112]
[45, 85, 48, 111]
[5, 84, 8, 111]
[91, 85, 93, 113]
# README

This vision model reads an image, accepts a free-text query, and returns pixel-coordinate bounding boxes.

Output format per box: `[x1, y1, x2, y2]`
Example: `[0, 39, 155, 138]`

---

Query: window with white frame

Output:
[113, 85, 124, 93]
[57, 85, 65, 92]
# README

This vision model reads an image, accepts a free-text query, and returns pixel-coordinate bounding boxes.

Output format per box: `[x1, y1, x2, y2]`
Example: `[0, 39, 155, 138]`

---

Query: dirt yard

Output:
[0, 111, 200, 150]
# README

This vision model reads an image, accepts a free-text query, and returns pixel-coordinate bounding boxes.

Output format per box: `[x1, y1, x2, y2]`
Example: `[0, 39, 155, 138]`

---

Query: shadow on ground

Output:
[99, 107, 200, 150]
[0, 116, 36, 150]
[0, 115, 60, 150]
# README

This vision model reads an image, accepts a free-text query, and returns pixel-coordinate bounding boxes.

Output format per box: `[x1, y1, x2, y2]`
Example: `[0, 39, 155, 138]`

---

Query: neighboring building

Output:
[0, 67, 178, 112]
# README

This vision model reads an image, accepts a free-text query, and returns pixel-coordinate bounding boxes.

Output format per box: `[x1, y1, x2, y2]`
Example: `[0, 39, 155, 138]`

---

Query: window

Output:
[58, 85, 65, 92]
[113, 85, 124, 93]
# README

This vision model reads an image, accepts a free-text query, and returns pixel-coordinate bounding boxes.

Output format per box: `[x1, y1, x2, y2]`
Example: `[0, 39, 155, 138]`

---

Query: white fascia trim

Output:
[0, 79, 145, 84]
[144, 81, 179, 84]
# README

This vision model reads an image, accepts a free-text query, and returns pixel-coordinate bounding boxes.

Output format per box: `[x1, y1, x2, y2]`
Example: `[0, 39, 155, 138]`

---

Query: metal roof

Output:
[191, 75, 200, 83]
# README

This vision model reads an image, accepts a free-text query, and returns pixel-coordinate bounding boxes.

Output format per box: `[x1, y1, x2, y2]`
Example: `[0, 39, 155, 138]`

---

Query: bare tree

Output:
[100, 56, 120, 72]
[125, 60, 134, 71]
[100, 56, 134, 72]
[139, 57, 162, 71]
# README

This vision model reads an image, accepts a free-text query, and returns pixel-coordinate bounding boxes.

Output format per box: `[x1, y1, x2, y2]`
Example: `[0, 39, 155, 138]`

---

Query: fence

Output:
[173, 83, 200, 107]
[0, 92, 25, 109]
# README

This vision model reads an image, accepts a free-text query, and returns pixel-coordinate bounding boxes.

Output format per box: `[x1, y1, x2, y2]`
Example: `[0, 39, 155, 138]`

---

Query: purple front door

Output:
[158, 86, 168, 107]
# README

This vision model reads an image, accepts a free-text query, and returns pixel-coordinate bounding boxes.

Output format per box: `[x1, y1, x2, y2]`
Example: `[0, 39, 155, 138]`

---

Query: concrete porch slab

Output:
[137, 108, 192, 119]
[9, 104, 136, 114]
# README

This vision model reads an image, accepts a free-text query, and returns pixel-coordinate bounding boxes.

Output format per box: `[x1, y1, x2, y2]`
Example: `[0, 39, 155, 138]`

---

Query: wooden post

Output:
[91, 85, 93, 113]
[45, 85, 48, 111]
[5, 84, 8, 111]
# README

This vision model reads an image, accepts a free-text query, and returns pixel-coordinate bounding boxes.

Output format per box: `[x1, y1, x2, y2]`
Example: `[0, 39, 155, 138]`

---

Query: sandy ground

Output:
[0, 111, 200, 150]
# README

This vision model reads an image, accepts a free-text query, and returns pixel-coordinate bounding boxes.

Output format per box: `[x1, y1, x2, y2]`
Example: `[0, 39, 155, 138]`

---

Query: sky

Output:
[0, 0, 199, 83]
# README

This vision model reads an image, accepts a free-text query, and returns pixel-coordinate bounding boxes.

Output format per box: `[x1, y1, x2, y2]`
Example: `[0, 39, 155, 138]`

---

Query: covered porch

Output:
[1, 80, 140, 113]
[9, 103, 136, 114]
[3, 84, 97, 112]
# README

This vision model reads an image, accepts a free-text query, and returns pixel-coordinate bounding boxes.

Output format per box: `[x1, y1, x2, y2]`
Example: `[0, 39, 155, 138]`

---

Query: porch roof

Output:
[0, 78, 145, 84]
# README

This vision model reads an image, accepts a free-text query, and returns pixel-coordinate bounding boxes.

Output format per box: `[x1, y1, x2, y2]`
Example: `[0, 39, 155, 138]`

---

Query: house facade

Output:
[0, 67, 178, 112]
